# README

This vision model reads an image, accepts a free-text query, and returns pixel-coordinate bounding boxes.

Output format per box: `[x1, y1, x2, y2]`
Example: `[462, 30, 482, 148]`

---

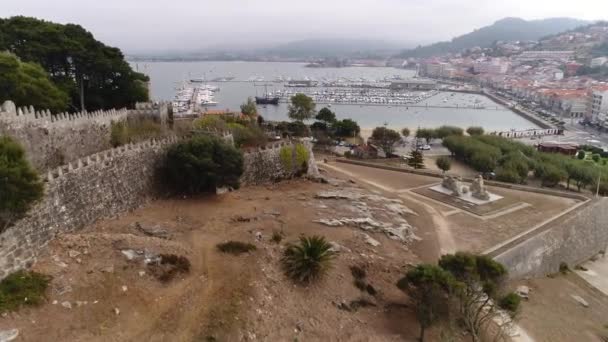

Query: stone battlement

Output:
[0, 100, 128, 127]
[46, 136, 180, 182]
[243, 141, 292, 155]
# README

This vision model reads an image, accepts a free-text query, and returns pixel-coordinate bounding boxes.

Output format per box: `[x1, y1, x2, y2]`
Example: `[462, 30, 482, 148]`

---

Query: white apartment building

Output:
[591, 57, 608, 68]
[473, 59, 509, 74]
[586, 86, 608, 124]
[517, 51, 575, 61]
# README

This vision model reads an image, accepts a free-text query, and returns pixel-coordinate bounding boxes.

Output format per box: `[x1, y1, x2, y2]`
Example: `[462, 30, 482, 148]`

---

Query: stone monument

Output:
[441, 175, 463, 197]
[470, 175, 490, 200]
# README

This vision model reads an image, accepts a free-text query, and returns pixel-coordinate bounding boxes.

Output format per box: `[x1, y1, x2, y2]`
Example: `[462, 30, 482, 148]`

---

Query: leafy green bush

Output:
[164, 136, 244, 194]
[0, 271, 51, 312]
[279, 143, 310, 174]
[498, 292, 521, 313]
[436, 156, 451, 173]
[466, 126, 484, 136]
[281, 235, 335, 284]
[216, 241, 257, 255]
[110, 118, 163, 147]
[227, 122, 267, 148]
[0, 136, 44, 230]
[193, 115, 228, 131]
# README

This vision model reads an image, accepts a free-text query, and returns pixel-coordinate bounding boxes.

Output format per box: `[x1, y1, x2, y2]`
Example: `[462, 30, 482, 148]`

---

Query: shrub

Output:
[148, 254, 191, 282]
[193, 115, 228, 131]
[577, 151, 586, 160]
[110, 118, 163, 147]
[228, 123, 267, 148]
[559, 262, 570, 274]
[0, 136, 44, 230]
[466, 126, 484, 136]
[592, 154, 601, 163]
[0, 271, 51, 312]
[217, 241, 257, 255]
[436, 156, 451, 173]
[495, 166, 522, 184]
[498, 292, 521, 313]
[350, 265, 366, 280]
[164, 136, 244, 194]
[279, 143, 310, 175]
[435, 125, 464, 139]
[271, 230, 284, 244]
[281, 235, 335, 284]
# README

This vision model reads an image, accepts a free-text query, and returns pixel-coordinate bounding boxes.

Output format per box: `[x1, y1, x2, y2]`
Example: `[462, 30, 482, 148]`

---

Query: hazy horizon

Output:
[3, 0, 608, 54]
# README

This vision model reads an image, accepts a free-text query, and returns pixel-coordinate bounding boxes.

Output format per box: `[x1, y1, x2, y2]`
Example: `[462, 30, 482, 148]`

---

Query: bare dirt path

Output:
[320, 162, 457, 254]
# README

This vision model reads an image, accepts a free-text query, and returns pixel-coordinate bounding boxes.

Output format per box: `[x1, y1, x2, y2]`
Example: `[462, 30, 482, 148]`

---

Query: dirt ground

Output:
[513, 273, 608, 342]
[0, 176, 449, 341]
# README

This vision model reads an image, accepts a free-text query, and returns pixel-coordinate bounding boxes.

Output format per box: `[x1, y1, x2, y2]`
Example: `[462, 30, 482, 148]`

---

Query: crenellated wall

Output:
[0, 136, 179, 278]
[0, 100, 128, 171]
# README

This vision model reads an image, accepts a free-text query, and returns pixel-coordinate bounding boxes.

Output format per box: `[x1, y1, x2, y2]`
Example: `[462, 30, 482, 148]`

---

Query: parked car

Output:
[418, 144, 431, 151]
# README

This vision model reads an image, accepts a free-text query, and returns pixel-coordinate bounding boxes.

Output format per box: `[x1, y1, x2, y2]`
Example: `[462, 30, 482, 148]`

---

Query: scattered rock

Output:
[52, 300, 58, 305]
[0, 329, 19, 342]
[135, 222, 170, 239]
[61, 301, 72, 309]
[263, 210, 281, 216]
[516, 286, 530, 299]
[361, 233, 381, 247]
[121, 249, 138, 261]
[329, 242, 351, 253]
[113, 307, 121, 315]
[139, 271, 146, 277]
[67, 250, 81, 258]
[232, 215, 253, 223]
[101, 265, 115, 273]
[255, 232, 263, 241]
[571, 295, 589, 308]
[121, 286, 128, 292]
[52, 255, 68, 268]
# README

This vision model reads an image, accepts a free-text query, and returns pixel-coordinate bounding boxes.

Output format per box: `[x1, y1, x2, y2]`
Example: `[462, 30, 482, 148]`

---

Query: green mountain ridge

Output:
[399, 17, 590, 58]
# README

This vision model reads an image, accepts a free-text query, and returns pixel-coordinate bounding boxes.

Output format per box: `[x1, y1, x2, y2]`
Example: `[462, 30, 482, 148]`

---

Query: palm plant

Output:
[281, 235, 335, 284]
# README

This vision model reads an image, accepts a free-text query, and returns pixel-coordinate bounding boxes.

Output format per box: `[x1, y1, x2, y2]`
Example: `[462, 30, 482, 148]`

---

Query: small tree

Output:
[0, 136, 44, 231]
[371, 127, 401, 156]
[435, 126, 464, 139]
[466, 126, 484, 136]
[439, 252, 516, 342]
[164, 135, 244, 194]
[416, 128, 436, 144]
[401, 127, 411, 138]
[576, 150, 586, 160]
[436, 156, 452, 174]
[408, 149, 425, 169]
[288, 93, 316, 122]
[315, 107, 337, 126]
[397, 264, 454, 342]
[240, 97, 258, 118]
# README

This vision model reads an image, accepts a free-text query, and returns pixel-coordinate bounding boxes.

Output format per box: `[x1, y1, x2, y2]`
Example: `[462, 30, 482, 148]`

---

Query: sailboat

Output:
[255, 83, 280, 105]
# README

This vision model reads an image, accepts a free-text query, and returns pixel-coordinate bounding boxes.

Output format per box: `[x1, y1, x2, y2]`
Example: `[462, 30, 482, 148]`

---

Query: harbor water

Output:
[133, 61, 540, 131]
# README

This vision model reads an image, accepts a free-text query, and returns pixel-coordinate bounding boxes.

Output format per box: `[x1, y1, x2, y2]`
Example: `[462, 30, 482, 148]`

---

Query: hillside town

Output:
[396, 23, 608, 129]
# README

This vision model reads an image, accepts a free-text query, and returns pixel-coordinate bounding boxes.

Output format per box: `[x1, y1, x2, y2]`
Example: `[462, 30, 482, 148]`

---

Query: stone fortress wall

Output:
[494, 198, 608, 279]
[0, 100, 128, 171]
[0, 99, 317, 277]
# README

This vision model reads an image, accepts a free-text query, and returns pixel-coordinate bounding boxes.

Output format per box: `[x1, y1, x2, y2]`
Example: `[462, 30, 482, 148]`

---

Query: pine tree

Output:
[408, 149, 425, 169]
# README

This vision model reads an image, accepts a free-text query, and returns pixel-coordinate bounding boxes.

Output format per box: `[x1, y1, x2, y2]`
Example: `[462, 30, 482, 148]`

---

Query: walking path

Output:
[320, 162, 457, 254]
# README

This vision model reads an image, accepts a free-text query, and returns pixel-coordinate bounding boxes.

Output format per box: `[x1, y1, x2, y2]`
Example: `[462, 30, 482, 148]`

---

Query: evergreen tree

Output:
[408, 149, 425, 169]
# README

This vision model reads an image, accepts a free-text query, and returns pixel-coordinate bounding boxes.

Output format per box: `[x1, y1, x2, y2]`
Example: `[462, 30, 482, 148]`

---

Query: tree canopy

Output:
[315, 107, 337, 125]
[288, 93, 316, 122]
[371, 127, 401, 155]
[0, 16, 149, 112]
[333, 119, 360, 137]
[164, 136, 244, 194]
[240, 97, 258, 118]
[0, 136, 44, 231]
[0, 52, 69, 113]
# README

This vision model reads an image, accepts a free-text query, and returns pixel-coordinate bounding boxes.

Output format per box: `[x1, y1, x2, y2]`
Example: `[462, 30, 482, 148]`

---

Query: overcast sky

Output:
[3, 0, 608, 53]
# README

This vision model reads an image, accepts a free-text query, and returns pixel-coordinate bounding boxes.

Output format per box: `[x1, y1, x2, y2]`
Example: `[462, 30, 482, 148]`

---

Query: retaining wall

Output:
[241, 141, 318, 185]
[0, 100, 128, 171]
[0, 137, 177, 278]
[494, 198, 608, 279]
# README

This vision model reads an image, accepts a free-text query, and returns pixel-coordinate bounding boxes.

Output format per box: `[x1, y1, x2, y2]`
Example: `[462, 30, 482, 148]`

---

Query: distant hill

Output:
[261, 39, 406, 58]
[399, 17, 590, 58]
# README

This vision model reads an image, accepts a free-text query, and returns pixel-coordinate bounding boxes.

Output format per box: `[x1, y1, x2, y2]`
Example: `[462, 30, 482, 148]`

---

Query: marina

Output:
[137, 61, 540, 131]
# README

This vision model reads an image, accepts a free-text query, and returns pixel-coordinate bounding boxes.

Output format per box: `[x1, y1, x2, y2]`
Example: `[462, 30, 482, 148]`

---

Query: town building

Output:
[473, 58, 509, 74]
[389, 79, 437, 91]
[591, 57, 608, 68]
[516, 51, 575, 62]
[586, 85, 608, 125]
